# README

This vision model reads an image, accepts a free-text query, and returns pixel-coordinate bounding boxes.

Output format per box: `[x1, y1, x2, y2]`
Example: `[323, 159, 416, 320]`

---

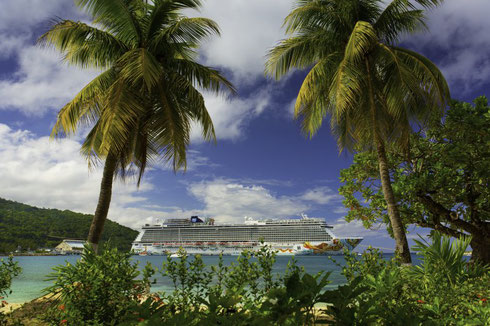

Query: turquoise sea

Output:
[2, 254, 400, 304]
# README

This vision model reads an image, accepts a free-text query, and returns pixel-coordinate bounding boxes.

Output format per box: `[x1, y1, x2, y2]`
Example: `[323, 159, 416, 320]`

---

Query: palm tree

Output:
[266, 0, 450, 264]
[39, 0, 234, 252]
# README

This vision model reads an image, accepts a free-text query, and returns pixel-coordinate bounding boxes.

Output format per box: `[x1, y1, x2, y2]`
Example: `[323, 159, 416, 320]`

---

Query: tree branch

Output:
[416, 193, 480, 234]
[416, 220, 467, 239]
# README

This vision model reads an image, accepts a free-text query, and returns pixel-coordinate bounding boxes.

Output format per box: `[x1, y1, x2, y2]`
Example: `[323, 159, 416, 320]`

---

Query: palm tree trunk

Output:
[87, 151, 117, 253]
[375, 136, 412, 264]
[364, 57, 411, 264]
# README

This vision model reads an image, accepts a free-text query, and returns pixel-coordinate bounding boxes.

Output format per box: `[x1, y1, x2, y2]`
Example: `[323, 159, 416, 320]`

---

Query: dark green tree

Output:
[39, 0, 234, 251]
[266, 0, 450, 264]
[0, 197, 138, 252]
[340, 97, 490, 264]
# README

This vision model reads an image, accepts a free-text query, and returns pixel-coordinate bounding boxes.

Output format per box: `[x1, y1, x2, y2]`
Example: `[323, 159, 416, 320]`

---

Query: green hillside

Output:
[0, 197, 138, 253]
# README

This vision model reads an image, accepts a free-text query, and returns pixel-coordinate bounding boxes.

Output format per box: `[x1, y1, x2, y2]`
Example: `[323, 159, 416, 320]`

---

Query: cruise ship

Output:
[131, 215, 362, 256]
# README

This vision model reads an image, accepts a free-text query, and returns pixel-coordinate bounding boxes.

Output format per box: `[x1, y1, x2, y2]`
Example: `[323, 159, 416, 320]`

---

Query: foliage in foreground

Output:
[0, 256, 21, 324]
[43, 245, 155, 325]
[28, 234, 487, 325]
[332, 235, 489, 325]
[2, 233, 488, 325]
[0, 257, 21, 299]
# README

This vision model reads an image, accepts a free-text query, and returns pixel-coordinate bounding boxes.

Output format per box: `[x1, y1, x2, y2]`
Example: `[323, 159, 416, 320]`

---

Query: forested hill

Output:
[0, 197, 138, 253]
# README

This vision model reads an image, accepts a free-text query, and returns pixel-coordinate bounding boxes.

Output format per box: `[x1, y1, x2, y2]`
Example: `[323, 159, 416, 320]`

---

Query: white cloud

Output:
[0, 0, 278, 141]
[0, 46, 98, 115]
[191, 88, 272, 142]
[187, 178, 310, 223]
[300, 186, 342, 205]
[0, 125, 368, 234]
[0, 123, 156, 229]
[333, 206, 349, 214]
[0, 124, 323, 229]
[191, 0, 295, 83]
[331, 217, 387, 238]
[152, 149, 220, 172]
[404, 0, 490, 93]
[0, 1, 80, 33]
[0, 34, 30, 58]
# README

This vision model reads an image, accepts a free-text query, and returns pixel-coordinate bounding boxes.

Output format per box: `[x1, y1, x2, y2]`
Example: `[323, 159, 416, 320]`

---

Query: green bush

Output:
[39, 234, 488, 325]
[0, 256, 21, 299]
[44, 244, 155, 325]
[325, 233, 490, 325]
[120, 246, 332, 325]
[0, 256, 21, 324]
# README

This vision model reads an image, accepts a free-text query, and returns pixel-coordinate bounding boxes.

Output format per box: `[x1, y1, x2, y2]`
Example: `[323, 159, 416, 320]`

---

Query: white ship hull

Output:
[131, 216, 362, 256]
[132, 239, 362, 256]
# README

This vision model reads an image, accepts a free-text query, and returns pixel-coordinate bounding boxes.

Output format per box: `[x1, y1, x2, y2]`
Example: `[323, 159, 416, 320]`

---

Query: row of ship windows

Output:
[140, 233, 332, 238]
[141, 236, 332, 241]
[141, 230, 330, 236]
[140, 229, 332, 241]
[141, 235, 329, 239]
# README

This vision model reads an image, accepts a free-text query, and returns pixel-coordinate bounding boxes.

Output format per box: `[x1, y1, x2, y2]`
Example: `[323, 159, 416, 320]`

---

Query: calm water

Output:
[2, 254, 399, 304]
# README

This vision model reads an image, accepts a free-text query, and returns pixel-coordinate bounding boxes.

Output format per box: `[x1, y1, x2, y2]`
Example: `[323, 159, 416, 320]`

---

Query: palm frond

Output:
[375, 0, 426, 44]
[392, 46, 450, 114]
[265, 33, 325, 79]
[294, 54, 340, 137]
[343, 21, 378, 63]
[158, 17, 220, 49]
[75, 0, 141, 45]
[174, 59, 235, 95]
[152, 79, 190, 171]
[38, 20, 126, 69]
[285, 0, 348, 35]
[159, 0, 203, 12]
[168, 72, 216, 142]
[51, 69, 116, 138]
[118, 48, 163, 92]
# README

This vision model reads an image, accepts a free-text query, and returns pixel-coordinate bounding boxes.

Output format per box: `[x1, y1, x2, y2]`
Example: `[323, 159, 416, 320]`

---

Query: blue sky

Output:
[0, 0, 489, 251]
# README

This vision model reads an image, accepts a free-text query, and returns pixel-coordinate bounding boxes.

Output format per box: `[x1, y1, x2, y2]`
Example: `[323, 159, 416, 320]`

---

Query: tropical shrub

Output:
[38, 234, 488, 325]
[44, 245, 155, 325]
[0, 256, 21, 325]
[332, 246, 399, 282]
[0, 256, 21, 300]
[325, 233, 489, 325]
[120, 246, 332, 325]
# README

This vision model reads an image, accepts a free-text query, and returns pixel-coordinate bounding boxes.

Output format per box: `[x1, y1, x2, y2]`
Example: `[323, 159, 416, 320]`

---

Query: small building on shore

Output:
[55, 240, 85, 254]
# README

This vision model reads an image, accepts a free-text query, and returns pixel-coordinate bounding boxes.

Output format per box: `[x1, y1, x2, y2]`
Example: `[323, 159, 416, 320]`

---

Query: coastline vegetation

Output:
[0, 198, 137, 254]
[0, 256, 21, 325]
[1, 0, 488, 324]
[1, 234, 488, 325]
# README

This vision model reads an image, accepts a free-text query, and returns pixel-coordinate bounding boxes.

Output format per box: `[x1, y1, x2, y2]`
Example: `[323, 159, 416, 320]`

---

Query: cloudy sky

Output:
[0, 0, 489, 251]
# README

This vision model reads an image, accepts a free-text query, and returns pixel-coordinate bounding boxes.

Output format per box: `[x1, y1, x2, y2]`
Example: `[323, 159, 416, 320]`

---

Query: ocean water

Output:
[2, 254, 396, 304]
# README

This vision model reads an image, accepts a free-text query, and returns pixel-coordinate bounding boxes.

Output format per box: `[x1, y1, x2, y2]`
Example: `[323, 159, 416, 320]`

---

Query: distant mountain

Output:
[0, 197, 138, 253]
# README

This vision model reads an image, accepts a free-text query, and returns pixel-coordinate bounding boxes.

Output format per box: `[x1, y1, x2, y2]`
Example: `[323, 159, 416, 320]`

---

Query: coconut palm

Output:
[39, 0, 234, 251]
[266, 0, 450, 264]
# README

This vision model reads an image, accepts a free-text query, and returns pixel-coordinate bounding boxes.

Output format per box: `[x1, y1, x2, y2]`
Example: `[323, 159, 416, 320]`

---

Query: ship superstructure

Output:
[131, 215, 362, 255]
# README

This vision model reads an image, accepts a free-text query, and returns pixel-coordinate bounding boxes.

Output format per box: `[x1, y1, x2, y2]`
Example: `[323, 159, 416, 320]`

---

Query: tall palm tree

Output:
[266, 0, 449, 264]
[39, 0, 234, 252]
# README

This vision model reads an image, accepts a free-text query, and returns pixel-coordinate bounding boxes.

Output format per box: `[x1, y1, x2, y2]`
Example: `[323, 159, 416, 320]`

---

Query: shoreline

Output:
[0, 302, 23, 314]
